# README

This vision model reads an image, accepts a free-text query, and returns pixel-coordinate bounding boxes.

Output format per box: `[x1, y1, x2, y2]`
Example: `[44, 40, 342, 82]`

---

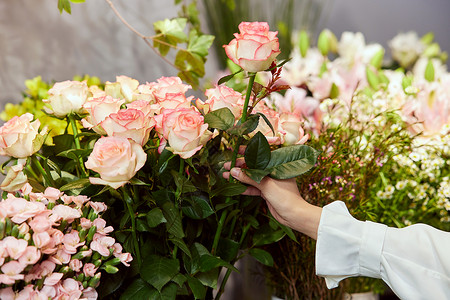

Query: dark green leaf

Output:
[161, 201, 185, 238]
[204, 108, 235, 130]
[158, 150, 176, 174]
[146, 208, 167, 228]
[182, 194, 214, 220]
[249, 248, 274, 266]
[187, 276, 207, 299]
[217, 69, 243, 85]
[253, 224, 286, 246]
[120, 278, 154, 300]
[198, 255, 238, 273]
[214, 200, 238, 211]
[256, 112, 275, 136]
[171, 273, 186, 287]
[158, 282, 178, 300]
[217, 238, 239, 262]
[170, 237, 191, 258]
[266, 145, 320, 180]
[57, 148, 92, 160]
[141, 255, 180, 292]
[226, 114, 260, 136]
[244, 169, 270, 183]
[59, 178, 90, 191]
[245, 131, 271, 170]
[196, 268, 219, 289]
[136, 218, 151, 232]
[210, 183, 247, 198]
[172, 170, 197, 194]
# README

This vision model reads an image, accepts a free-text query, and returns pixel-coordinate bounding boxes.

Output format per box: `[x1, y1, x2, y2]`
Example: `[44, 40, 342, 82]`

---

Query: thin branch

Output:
[104, 0, 178, 70]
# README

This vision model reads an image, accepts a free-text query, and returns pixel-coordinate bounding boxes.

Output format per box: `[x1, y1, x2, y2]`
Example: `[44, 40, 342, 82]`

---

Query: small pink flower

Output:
[83, 263, 98, 277]
[0, 287, 14, 299]
[90, 235, 115, 257]
[69, 259, 83, 272]
[17, 222, 30, 235]
[82, 287, 99, 300]
[1, 260, 26, 280]
[57, 278, 83, 299]
[80, 218, 92, 229]
[62, 195, 90, 208]
[92, 218, 114, 235]
[40, 285, 57, 299]
[88, 202, 108, 214]
[49, 248, 71, 265]
[43, 187, 64, 202]
[3, 236, 28, 259]
[52, 205, 81, 223]
[224, 22, 280, 73]
[18, 246, 41, 265]
[43, 272, 64, 286]
[62, 230, 85, 254]
[33, 231, 52, 249]
[117, 252, 133, 267]
[29, 211, 54, 233]
[40, 260, 57, 277]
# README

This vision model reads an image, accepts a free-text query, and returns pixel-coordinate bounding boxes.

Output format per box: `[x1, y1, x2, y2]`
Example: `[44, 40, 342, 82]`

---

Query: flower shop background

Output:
[0, 1, 449, 300]
[1, 0, 450, 104]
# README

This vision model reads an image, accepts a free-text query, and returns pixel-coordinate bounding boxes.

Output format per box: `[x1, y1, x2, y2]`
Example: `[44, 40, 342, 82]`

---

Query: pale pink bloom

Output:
[51, 229, 65, 246]
[88, 202, 108, 214]
[79, 249, 93, 259]
[117, 252, 133, 267]
[81, 95, 125, 135]
[21, 182, 33, 195]
[62, 195, 90, 208]
[40, 285, 57, 299]
[0, 113, 46, 158]
[224, 22, 280, 73]
[281, 48, 324, 87]
[92, 218, 114, 235]
[44, 80, 88, 117]
[279, 113, 310, 146]
[90, 235, 115, 257]
[80, 218, 92, 230]
[43, 187, 64, 202]
[40, 260, 57, 276]
[52, 205, 81, 223]
[17, 285, 46, 300]
[57, 278, 83, 300]
[0, 162, 27, 193]
[140, 76, 191, 103]
[100, 108, 155, 146]
[154, 108, 212, 159]
[85, 136, 147, 189]
[200, 85, 244, 120]
[81, 287, 98, 300]
[4, 195, 46, 224]
[18, 246, 41, 265]
[83, 263, 98, 277]
[33, 231, 52, 249]
[1, 260, 26, 280]
[0, 274, 16, 285]
[69, 259, 83, 272]
[126, 100, 160, 117]
[17, 222, 30, 235]
[49, 248, 71, 265]
[29, 191, 47, 203]
[62, 230, 85, 254]
[43, 272, 64, 286]
[3, 236, 28, 259]
[0, 287, 14, 299]
[29, 211, 54, 233]
[156, 93, 193, 111]
[250, 105, 284, 145]
[269, 87, 320, 118]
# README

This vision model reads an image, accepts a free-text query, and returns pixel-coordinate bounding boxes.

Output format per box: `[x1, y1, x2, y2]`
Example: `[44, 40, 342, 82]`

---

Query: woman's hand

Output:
[223, 158, 322, 239]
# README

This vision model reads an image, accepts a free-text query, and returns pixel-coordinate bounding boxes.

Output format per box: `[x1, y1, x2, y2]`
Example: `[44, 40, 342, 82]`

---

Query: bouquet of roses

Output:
[0, 22, 319, 299]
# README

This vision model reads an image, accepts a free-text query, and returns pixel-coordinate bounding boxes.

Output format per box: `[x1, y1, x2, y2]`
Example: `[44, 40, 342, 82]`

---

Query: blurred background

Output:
[1, 0, 449, 106]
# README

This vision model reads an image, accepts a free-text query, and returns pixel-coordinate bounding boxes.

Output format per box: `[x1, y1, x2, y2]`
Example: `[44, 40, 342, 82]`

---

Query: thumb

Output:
[230, 167, 259, 188]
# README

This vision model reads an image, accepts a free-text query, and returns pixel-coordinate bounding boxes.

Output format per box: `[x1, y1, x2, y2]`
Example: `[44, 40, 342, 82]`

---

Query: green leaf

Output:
[217, 69, 244, 85]
[158, 150, 176, 174]
[210, 183, 247, 198]
[217, 238, 239, 262]
[244, 131, 271, 170]
[161, 200, 185, 238]
[226, 114, 260, 136]
[182, 194, 214, 220]
[204, 108, 235, 130]
[57, 148, 92, 160]
[158, 282, 178, 300]
[198, 255, 238, 273]
[58, 0, 71, 14]
[366, 67, 380, 90]
[59, 178, 90, 191]
[243, 169, 270, 184]
[421, 32, 434, 45]
[196, 268, 219, 289]
[171, 273, 186, 287]
[266, 145, 319, 180]
[253, 227, 285, 246]
[129, 178, 150, 186]
[170, 237, 191, 258]
[329, 83, 340, 99]
[141, 255, 180, 292]
[370, 48, 385, 69]
[187, 276, 207, 300]
[214, 200, 238, 211]
[175, 50, 205, 77]
[146, 208, 167, 228]
[256, 112, 275, 136]
[249, 248, 274, 266]
[188, 32, 215, 57]
[153, 18, 188, 43]
[120, 278, 154, 300]
[52, 134, 74, 153]
[424, 60, 435, 82]
[172, 170, 197, 194]
[299, 30, 309, 57]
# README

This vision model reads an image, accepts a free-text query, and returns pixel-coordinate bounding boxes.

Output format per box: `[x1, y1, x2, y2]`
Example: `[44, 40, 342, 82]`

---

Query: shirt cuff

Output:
[315, 201, 387, 289]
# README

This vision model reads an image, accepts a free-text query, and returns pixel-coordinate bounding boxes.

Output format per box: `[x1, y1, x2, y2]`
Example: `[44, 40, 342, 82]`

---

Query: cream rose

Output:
[44, 80, 88, 117]
[0, 113, 46, 158]
[81, 95, 125, 135]
[100, 108, 155, 146]
[154, 108, 212, 159]
[85, 136, 147, 189]
[224, 22, 280, 73]
[279, 113, 309, 146]
[105, 75, 139, 103]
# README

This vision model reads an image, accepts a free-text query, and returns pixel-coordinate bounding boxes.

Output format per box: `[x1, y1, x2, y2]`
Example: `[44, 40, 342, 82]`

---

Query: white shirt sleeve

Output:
[315, 201, 450, 300]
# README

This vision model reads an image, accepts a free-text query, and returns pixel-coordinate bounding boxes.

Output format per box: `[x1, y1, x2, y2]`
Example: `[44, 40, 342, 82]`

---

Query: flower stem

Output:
[68, 114, 88, 177]
[121, 187, 141, 267]
[31, 156, 54, 187]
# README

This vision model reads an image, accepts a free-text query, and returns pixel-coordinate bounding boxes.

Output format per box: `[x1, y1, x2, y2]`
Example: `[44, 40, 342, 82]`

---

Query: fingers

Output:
[230, 167, 259, 187]
[223, 157, 246, 170]
[242, 186, 261, 196]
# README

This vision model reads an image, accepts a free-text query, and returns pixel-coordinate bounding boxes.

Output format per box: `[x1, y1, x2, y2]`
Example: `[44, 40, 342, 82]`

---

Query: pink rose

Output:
[81, 95, 125, 135]
[224, 22, 280, 72]
[154, 108, 212, 159]
[250, 105, 283, 145]
[0, 113, 46, 158]
[279, 113, 310, 146]
[44, 80, 88, 117]
[201, 85, 244, 120]
[126, 100, 160, 117]
[100, 108, 155, 146]
[85, 136, 147, 189]
[156, 93, 193, 111]
[139, 76, 192, 102]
